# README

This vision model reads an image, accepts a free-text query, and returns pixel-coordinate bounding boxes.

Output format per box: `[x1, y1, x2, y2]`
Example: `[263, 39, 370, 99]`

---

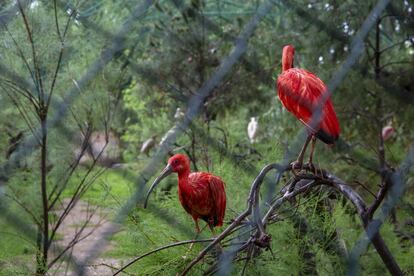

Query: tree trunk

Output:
[37, 115, 49, 275]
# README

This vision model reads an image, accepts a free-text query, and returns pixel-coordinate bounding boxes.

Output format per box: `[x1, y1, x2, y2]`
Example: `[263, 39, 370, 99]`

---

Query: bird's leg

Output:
[297, 135, 312, 165]
[307, 135, 317, 174]
[189, 220, 202, 251]
[183, 220, 204, 259]
[195, 219, 201, 234]
[208, 223, 223, 256]
[208, 223, 216, 236]
[291, 135, 312, 173]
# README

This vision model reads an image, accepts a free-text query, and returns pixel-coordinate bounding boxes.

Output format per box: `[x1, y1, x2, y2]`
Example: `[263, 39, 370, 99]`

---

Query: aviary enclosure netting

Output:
[0, 0, 413, 275]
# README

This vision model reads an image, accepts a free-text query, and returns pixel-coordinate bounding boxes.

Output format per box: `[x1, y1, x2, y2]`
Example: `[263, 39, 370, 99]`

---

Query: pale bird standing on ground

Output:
[247, 117, 258, 144]
[140, 135, 157, 156]
[382, 125, 395, 141]
[174, 107, 185, 120]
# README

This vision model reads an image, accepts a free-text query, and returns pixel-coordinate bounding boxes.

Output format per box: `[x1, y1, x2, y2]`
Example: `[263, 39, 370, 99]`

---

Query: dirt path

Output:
[50, 199, 123, 275]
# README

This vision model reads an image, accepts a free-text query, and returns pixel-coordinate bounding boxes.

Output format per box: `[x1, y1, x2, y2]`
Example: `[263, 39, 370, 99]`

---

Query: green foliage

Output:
[121, 81, 171, 161]
[0, 0, 413, 275]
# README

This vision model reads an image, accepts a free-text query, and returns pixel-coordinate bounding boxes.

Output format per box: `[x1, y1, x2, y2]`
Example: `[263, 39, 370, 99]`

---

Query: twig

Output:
[0, 230, 37, 247]
[47, 1, 75, 108]
[1, 23, 37, 90]
[379, 60, 411, 70]
[379, 38, 410, 54]
[17, 0, 44, 101]
[48, 208, 104, 268]
[3, 193, 41, 227]
[113, 239, 214, 275]
[89, 263, 134, 276]
[352, 180, 377, 199]
[366, 170, 393, 219]
[241, 244, 254, 276]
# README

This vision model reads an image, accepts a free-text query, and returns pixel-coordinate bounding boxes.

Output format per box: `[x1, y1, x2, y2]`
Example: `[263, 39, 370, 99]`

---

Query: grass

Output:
[0, 217, 35, 275]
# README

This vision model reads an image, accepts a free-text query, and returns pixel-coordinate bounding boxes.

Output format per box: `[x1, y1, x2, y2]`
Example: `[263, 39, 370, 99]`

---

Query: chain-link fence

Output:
[0, 0, 412, 275]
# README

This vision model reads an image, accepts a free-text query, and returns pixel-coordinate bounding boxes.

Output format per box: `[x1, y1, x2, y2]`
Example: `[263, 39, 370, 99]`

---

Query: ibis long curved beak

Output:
[144, 164, 173, 208]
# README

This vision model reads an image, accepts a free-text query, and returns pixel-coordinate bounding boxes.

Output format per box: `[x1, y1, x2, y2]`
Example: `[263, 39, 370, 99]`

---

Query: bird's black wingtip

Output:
[315, 129, 338, 145]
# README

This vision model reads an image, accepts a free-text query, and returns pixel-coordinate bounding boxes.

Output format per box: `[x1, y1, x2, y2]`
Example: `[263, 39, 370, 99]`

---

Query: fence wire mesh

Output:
[0, 0, 412, 275]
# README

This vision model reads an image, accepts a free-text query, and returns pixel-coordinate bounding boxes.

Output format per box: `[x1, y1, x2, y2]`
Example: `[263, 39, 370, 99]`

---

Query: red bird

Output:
[277, 45, 340, 167]
[382, 125, 394, 141]
[144, 154, 226, 233]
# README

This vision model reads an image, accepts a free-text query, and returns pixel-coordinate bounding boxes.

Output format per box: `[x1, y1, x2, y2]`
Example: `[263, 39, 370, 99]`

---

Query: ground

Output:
[51, 199, 123, 275]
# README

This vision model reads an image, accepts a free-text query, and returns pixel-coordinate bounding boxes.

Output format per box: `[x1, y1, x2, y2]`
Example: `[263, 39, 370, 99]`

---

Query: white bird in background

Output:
[247, 117, 258, 144]
[382, 125, 395, 141]
[174, 107, 185, 120]
[140, 135, 157, 156]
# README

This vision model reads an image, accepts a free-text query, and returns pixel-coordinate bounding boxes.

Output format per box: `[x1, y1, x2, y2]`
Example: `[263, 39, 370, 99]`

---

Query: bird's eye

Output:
[174, 160, 179, 165]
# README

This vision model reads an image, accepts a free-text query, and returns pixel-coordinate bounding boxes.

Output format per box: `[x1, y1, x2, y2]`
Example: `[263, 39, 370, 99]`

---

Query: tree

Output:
[0, 1, 123, 274]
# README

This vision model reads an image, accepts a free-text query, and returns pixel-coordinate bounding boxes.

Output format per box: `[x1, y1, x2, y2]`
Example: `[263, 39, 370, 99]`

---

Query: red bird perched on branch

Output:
[144, 154, 226, 234]
[277, 45, 340, 168]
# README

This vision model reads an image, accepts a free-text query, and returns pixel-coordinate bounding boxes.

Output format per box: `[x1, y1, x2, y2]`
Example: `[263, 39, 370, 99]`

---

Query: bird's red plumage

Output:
[277, 46, 340, 144]
[178, 172, 226, 227]
[167, 154, 226, 229]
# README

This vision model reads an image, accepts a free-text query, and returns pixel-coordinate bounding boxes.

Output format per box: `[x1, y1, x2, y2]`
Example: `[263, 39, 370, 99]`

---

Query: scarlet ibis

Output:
[247, 117, 259, 144]
[144, 154, 226, 233]
[382, 125, 394, 141]
[277, 45, 340, 168]
[140, 135, 157, 157]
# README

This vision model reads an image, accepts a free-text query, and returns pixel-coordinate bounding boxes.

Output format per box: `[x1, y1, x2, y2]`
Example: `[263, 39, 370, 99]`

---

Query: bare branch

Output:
[17, 0, 45, 101]
[380, 38, 411, 54]
[48, 205, 103, 268]
[3, 89, 41, 144]
[1, 22, 37, 87]
[379, 60, 411, 70]
[0, 78, 40, 110]
[113, 239, 215, 275]
[47, 2, 75, 108]
[3, 192, 41, 227]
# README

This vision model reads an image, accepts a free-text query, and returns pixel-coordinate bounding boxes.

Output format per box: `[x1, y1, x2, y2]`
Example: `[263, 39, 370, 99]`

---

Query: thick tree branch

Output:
[327, 172, 403, 276]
